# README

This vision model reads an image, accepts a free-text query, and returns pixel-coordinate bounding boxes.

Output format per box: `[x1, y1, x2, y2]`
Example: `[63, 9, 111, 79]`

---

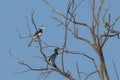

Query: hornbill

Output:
[28, 25, 44, 47]
[47, 47, 60, 68]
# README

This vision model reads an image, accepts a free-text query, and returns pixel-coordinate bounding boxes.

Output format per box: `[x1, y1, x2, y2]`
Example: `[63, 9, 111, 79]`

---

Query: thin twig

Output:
[14, 69, 31, 75]
[38, 38, 47, 61]
[76, 62, 81, 80]
[25, 16, 32, 36]
[16, 29, 31, 39]
[31, 10, 38, 31]
[97, 0, 104, 21]
[112, 60, 119, 80]
[111, 16, 120, 30]
[64, 49, 99, 75]
[85, 71, 98, 80]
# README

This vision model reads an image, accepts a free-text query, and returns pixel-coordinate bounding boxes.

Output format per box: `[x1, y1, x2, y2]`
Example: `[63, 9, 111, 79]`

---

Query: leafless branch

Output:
[112, 60, 119, 80]
[97, 0, 104, 21]
[89, 0, 97, 28]
[76, 62, 81, 80]
[85, 71, 98, 80]
[18, 61, 55, 71]
[38, 38, 47, 61]
[111, 16, 120, 29]
[31, 10, 37, 31]
[16, 29, 31, 39]
[14, 69, 31, 75]
[64, 49, 99, 75]
[25, 16, 32, 36]
[43, 0, 67, 20]
[102, 7, 110, 22]
[9, 47, 23, 62]
[37, 71, 52, 80]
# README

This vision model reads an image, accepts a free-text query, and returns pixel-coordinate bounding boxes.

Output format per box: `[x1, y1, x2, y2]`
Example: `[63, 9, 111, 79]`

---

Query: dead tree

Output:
[43, 0, 120, 80]
[9, 0, 120, 80]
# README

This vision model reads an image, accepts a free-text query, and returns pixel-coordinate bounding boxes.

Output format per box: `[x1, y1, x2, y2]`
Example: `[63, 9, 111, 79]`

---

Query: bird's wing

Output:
[48, 54, 56, 61]
[34, 31, 39, 36]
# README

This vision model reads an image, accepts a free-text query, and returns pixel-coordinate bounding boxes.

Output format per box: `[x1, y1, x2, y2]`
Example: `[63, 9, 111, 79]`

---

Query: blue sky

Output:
[0, 0, 120, 80]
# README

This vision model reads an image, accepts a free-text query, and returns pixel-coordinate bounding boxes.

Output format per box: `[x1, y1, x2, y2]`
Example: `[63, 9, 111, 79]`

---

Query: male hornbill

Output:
[28, 25, 44, 47]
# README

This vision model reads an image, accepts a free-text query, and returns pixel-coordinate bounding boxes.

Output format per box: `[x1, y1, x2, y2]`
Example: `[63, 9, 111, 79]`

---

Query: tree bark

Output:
[99, 51, 110, 80]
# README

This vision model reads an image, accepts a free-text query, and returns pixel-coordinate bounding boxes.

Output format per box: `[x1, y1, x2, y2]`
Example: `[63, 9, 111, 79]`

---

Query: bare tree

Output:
[10, 0, 120, 80]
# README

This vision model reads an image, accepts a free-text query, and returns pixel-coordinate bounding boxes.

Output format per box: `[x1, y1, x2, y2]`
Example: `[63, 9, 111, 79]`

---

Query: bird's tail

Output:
[53, 63, 57, 68]
[28, 39, 33, 47]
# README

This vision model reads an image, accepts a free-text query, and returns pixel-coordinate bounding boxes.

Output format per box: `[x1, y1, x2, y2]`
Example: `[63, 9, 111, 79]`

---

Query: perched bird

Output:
[102, 22, 110, 29]
[47, 47, 59, 68]
[102, 22, 119, 39]
[28, 25, 44, 47]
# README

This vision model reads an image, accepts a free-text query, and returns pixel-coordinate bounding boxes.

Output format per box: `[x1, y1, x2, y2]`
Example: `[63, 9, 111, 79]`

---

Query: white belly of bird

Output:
[32, 35, 37, 39]
[32, 33, 42, 39]
[38, 33, 42, 36]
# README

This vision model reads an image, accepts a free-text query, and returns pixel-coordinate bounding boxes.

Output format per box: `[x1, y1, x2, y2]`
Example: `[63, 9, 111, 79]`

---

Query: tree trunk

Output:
[99, 51, 110, 80]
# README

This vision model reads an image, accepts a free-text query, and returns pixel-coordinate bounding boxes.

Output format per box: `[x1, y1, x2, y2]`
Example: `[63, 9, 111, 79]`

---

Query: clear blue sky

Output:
[0, 0, 120, 80]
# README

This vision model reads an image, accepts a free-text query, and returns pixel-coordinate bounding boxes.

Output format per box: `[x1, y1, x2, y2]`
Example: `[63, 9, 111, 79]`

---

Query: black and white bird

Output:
[28, 25, 44, 47]
[47, 47, 59, 68]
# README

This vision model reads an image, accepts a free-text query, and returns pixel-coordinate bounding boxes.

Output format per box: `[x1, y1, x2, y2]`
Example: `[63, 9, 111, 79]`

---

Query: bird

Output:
[47, 47, 60, 68]
[102, 22, 110, 29]
[28, 25, 44, 47]
[102, 22, 119, 39]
